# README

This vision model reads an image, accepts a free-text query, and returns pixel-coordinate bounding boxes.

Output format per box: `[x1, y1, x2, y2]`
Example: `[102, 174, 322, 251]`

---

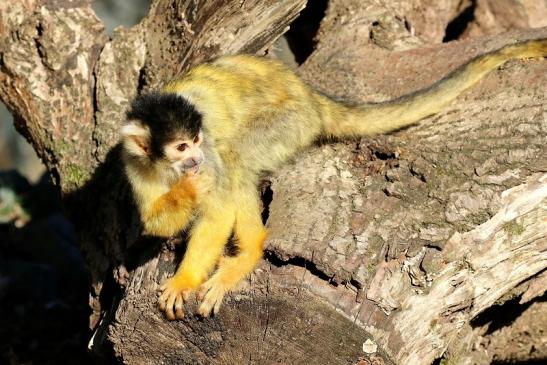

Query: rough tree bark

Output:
[0, 1, 546, 364]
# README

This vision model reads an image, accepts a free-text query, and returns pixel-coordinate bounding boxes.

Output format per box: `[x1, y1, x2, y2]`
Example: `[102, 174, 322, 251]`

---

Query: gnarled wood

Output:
[1, 0, 546, 363]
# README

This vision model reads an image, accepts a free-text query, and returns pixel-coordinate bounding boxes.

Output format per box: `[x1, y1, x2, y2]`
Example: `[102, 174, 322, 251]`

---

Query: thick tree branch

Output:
[1, 0, 546, 364]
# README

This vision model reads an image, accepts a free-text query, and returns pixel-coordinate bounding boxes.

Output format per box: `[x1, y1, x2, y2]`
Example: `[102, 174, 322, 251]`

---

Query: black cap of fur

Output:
[127, 92, 202, 160]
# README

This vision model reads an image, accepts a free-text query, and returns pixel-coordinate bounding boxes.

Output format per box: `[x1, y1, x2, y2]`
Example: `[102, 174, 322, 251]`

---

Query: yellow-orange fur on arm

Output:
[135, 175, 197, 237]
[158, 191, 236, 319]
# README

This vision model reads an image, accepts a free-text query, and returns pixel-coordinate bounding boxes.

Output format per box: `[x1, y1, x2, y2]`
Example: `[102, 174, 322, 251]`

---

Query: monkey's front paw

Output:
[196, 278, 227, 317]
[158, 277, 199, 320]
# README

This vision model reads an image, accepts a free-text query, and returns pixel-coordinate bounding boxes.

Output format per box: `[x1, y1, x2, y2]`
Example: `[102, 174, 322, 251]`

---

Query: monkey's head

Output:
[121, 92, 204, 179]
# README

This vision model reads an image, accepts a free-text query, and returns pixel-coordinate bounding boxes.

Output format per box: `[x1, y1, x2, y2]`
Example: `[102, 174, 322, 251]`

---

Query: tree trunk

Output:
[1, 1, 545, 364]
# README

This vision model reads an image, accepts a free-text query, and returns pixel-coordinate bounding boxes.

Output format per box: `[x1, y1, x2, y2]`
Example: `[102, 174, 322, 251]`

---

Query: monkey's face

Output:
[120, 120, 204, 180]
[163, 131, 204, 176]
[122, 91, 205, 181]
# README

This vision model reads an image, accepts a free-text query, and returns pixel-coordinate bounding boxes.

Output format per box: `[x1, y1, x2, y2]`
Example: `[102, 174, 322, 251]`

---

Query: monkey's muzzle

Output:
[173, 156, 203, 176]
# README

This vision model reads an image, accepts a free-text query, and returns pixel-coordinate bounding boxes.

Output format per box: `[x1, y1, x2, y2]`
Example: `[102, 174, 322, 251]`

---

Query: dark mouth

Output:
[187, 165, 200, 176]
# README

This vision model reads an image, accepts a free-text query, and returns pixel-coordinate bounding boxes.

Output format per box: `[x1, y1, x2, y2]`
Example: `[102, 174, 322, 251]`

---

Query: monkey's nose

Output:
[191, 156, 203, 166]
[185, 156, 202, 168]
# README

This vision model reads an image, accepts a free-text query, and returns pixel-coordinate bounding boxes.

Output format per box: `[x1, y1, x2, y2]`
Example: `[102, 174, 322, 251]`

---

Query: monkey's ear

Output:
[120, 120, 151, 157]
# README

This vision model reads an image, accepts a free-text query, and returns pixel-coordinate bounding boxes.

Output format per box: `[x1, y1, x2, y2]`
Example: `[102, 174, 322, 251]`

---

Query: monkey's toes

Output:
[197, 280, 226, 317]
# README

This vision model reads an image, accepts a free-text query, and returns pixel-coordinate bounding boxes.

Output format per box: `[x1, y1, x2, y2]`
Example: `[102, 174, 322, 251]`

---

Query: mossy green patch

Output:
[503, 220, 525, 236]
[64, 164, 90, 188]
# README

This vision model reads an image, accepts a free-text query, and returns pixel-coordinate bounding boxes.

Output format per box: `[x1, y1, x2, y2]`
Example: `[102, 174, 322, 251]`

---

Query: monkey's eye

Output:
[176, 143, 188, 152]
[193, 135, 200, 143]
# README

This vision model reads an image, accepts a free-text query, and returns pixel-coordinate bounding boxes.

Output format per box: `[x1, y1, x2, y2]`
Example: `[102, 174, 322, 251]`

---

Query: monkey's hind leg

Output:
[197, 191, 266, 317]
[159, 196, 235, 320]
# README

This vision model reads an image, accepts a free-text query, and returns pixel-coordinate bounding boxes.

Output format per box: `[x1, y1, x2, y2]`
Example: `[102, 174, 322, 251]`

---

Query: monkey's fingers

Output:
[158, 275, 200, 319]
[158, 279, 190, 296]
[211, 296, 223, 316]
[164, 291, 178, 320]
[182, 290, 191, 302]
[158, 288, 172, 311]
[196, 284, 210, 302]
[174, 294, 185, 319]
[197, 279, 226, 317]
[198, 291, 224, 317]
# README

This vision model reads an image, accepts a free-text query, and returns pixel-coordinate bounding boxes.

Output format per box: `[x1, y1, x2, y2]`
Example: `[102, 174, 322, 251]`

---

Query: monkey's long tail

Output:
[319, 38, 547, 138]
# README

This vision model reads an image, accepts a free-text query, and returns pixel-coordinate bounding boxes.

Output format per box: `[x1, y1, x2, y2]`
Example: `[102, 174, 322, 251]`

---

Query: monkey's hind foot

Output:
[158, 276, 200, 320]
[196, 276, 228, 317]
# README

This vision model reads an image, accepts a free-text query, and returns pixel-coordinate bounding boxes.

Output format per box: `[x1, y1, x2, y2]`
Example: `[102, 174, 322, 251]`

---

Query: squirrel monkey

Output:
[121, 39, 546, 319]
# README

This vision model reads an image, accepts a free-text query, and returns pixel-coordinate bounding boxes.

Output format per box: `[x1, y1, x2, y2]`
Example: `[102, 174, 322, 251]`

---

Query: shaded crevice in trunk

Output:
[260, 180, 274, 224]
[443, 0, 477, 42]
[264, 250, 336, 285]
[284, 0, 329, 64]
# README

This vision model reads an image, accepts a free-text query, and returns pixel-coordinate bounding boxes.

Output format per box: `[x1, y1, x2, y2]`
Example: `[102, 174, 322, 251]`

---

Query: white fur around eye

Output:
[164, 141, 189, 160]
